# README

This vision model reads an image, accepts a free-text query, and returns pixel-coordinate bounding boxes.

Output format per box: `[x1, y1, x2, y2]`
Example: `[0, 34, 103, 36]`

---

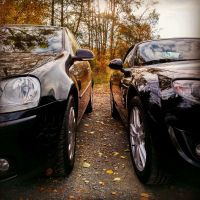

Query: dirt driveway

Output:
[0, 84, 200, 200]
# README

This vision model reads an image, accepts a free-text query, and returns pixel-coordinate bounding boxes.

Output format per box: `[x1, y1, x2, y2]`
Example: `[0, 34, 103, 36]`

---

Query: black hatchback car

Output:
[109, 38, 200, 184]
[0, 25, 94, 182]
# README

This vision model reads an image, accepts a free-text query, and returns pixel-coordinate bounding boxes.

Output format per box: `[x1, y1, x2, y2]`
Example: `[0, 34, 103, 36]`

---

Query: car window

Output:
[123, 48, 135, 68]
[138, 39, 200, 65]
[66, 29, 80, 55]
[0, 26, 63, 54]
[63, 30, 71, 52]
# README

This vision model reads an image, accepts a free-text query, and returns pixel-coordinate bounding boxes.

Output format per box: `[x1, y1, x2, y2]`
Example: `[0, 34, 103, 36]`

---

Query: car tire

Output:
[85, 88, 93, 113]
[55, 95, 76, 176]
[129, 96, 168, 184]
[110, 93, 119, 119]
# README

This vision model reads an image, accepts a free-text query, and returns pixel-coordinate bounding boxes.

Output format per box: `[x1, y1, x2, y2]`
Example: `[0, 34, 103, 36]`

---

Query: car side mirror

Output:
[109, 59, 123, 70]
[73, 49, 94, 61]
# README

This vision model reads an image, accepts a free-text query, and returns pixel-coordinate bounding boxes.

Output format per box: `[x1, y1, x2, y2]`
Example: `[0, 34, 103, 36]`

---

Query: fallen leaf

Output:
[99, 181, 105, 186]
[84, 180, 89, 184]
[106, 169, 114, 174]
[83, 162, 91, 168]
[90, 131, 95, 134]
[111, 192, 117, 195]
[84, 124, 89, 127]
[124, 149, 130, 152]
[113, 152, 119, 156]
[141, 192, 150, 199]
[113, 177, 121, 181]
[120, 156, 126, 159]
[98, 152, 103, 157]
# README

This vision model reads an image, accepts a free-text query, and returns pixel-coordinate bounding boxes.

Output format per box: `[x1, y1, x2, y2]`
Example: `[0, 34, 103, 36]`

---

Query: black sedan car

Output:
[109, 38, 200, 184]
[0, 25, 94, 182]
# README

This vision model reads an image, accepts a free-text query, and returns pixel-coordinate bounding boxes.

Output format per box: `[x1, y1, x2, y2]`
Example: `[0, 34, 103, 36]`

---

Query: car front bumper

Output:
[164, 101, 200, 168]
[0, 100, 66, 182]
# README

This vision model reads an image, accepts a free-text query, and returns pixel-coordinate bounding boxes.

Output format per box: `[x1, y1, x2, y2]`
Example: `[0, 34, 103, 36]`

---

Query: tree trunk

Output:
[51, 0, 54, 25]
[61, 0, 64, 26]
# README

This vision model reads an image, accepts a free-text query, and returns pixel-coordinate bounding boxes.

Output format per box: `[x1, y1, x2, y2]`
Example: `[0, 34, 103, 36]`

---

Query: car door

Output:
[111, 47, 136, 122]
[66, 29, 92, 123]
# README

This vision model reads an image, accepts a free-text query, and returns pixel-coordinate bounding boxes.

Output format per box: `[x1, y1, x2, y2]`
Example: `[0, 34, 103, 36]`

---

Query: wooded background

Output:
[0, 0, 159, 83]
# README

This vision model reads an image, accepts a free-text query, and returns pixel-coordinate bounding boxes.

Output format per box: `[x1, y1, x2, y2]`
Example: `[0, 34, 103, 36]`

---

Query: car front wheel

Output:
[55, 95, 76, 176]
[129, 96, 168, 184]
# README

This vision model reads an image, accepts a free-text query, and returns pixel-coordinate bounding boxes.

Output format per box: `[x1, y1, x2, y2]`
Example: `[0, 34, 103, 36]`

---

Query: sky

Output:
[154, 0, 200, 38]
[97, 0, 200, 38]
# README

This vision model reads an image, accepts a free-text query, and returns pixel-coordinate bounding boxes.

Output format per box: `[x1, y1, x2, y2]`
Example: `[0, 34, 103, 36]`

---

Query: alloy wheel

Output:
[67, 106, 76, 161]
[129, 107, 146, 171]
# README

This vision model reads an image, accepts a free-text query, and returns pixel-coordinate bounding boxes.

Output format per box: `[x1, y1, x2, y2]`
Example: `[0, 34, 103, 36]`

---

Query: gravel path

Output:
[0, 84, 200, 200]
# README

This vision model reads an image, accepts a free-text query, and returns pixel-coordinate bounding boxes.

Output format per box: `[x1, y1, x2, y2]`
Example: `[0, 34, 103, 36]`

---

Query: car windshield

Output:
[0, 26, 63, 53]
[138, 39, 200, 65]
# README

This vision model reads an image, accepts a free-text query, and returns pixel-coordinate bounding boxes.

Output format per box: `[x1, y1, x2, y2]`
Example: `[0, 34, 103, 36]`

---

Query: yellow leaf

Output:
[141, 192, 150, 198]
[83, 162, 91, 168]
[106, 169, 114, 174]
[99, 181, 105, 186]
[111, 192, 117, 195]
[98, 152, 103, 157]
[113, 177, 121, 181]
[113, 152, 119, 156]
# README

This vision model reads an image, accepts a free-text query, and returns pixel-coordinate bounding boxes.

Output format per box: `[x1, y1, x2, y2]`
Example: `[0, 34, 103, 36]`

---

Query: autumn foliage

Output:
[0, 0, 159, 83]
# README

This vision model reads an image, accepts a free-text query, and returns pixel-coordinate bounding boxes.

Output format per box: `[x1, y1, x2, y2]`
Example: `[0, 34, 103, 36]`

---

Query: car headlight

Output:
[172, 79, 200, 104]
[0, 77, 40, 113]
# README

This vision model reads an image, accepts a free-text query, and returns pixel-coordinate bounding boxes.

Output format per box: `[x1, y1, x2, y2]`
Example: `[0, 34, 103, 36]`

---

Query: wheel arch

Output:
[127, 85, 141, 115]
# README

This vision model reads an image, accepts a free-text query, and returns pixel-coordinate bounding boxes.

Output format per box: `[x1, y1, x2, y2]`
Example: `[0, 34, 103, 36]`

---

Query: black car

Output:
[109, 38, 200, 184]
[0, 25, 94, 182]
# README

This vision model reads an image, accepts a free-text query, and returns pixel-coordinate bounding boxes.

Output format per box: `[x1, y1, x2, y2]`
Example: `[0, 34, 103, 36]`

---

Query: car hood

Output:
[0, 52, 56, 79]
[146, 60, 200, 79]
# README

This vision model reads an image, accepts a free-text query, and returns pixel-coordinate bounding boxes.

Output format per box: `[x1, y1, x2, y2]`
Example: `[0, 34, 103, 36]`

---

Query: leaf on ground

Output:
[141, 192, 150, 199]
[124, 149, 130, 152]
[84, 180, 89, 184]
[68, 195, 75, 199]
[98, 152, 103, 157]
[84, 124, 89, 127]
[113, 177, 121, 181]
[106, 169, 114, 174]
[90, 131, 95, 134]
[99, 181, 105, 186]
[120, 156, 126, 159]
[113, 152, 119, 156]
[83, 162, 91, 168]
[111, 192, 117, 195]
